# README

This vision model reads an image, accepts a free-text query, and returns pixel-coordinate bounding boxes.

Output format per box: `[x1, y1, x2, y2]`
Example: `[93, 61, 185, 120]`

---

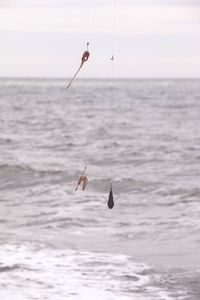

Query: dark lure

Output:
[107, 183, 114, 209]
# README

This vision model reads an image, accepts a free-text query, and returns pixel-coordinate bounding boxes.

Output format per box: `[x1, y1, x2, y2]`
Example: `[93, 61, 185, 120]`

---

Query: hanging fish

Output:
[66, 42, 90, 89]
[75, 166, 88, 191]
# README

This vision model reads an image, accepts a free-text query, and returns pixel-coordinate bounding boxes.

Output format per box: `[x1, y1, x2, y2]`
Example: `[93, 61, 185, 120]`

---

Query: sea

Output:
[0, 78, 200, 300]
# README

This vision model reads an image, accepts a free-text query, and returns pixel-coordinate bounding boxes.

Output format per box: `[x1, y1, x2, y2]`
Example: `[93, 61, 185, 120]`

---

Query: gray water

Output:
[0, 78, 200, 299]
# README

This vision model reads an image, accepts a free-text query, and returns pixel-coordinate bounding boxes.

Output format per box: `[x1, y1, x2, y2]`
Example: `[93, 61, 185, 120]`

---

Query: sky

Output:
[0, 0, 200, 78]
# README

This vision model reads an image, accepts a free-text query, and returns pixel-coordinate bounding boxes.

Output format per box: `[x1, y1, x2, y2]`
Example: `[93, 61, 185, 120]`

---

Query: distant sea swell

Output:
[0, 78, 200, 299]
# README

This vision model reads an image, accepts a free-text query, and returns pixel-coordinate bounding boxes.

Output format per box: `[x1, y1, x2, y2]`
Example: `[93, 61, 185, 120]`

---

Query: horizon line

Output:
[0, 76, 200, 80]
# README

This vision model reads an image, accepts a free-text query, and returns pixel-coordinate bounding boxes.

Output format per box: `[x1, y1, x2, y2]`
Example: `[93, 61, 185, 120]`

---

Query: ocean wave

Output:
[0, 242, 188, 300]
[0, 163, 75, 190]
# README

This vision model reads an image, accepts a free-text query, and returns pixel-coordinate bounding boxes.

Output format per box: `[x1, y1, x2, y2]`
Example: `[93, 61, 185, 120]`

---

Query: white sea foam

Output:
[0, 243, 178, 300]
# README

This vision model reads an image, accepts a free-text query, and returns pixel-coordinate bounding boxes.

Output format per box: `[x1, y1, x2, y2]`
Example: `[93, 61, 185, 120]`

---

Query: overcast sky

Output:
[0, 0, 200, 78]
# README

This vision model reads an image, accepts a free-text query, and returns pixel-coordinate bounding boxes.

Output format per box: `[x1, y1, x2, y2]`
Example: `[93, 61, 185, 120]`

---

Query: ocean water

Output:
[0, 78, 200, 299]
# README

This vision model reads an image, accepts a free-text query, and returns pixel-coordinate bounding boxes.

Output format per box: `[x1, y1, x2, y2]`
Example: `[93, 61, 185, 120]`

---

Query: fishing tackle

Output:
[75, 166, 88, 191]
[66, 42, 90, 89]
[102, 182, 120, 209]
[102, 182, 115, 209]
[107, 182, 114, 209]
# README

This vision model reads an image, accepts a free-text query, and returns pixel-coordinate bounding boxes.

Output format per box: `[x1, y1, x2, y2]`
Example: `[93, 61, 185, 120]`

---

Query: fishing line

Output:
[73, 2, 98, 189]
[81, 3, 99, 179]
[111, 0, 117, 63]
[109, 0, 117, 185]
